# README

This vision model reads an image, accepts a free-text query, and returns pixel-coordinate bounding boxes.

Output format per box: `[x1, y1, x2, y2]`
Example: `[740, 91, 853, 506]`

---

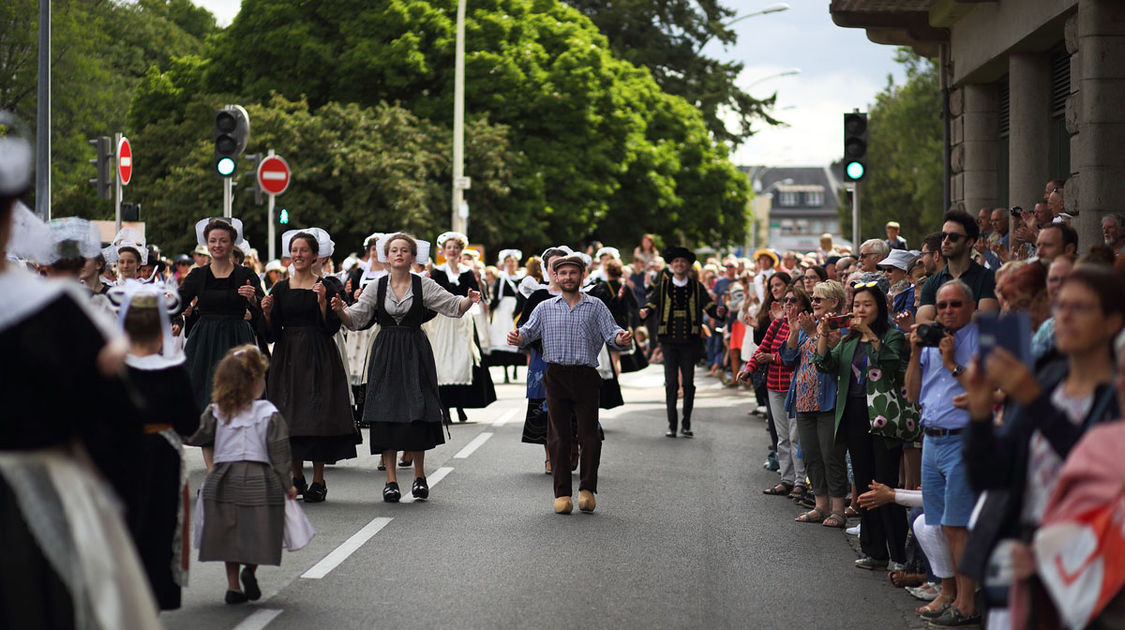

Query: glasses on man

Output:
[941, 232, 966, 243]
[859, 252, 879, 258]
[936, 300, 964, 309]
[782, 297, 800, 304]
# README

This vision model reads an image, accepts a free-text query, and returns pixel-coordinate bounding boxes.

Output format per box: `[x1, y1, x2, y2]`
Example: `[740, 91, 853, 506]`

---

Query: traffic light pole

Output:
[223, 176, 233, 218]
[114, 132, 123, 233]
[267, 149, 276, 261]
[851, 181, 861, 251]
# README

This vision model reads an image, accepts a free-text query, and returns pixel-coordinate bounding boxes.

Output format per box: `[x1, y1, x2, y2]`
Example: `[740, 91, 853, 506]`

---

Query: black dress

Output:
[124, 359, 199, 610]
[428, 265, 497, 409]
[485, 274, 525, 367]
[265, 279, 357, 463]
[361, 275, 456, 453]
[0, 275, 158, 629]
[179, 265, 264, 409]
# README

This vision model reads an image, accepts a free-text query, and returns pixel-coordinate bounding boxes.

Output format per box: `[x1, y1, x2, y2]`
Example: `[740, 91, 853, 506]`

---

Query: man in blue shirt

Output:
[510, 254, 631, 515]
[904, 279, 980, 627]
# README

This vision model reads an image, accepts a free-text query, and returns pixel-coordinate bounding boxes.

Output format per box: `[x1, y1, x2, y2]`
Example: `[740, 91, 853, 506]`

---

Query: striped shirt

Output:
[743, 317, 794, 392]
[516, 292, 626, 368]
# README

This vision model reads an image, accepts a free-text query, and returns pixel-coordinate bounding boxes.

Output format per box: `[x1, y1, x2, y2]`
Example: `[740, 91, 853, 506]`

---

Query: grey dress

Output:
[187, 400, 292, 566]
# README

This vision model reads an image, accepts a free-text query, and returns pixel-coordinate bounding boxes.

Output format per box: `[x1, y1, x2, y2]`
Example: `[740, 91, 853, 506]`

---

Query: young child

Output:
[187, 345, 297, 605]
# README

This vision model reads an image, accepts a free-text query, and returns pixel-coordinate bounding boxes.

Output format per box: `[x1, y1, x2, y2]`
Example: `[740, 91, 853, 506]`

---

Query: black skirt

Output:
[521, 398, 605, 445]
[129, 433, 185, 610]
[362, 326, 446, 453]
[184, 315, 258, 410]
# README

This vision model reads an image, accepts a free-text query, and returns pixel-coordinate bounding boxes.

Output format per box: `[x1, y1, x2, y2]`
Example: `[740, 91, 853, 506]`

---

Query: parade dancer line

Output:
[508, 254, 631, 515]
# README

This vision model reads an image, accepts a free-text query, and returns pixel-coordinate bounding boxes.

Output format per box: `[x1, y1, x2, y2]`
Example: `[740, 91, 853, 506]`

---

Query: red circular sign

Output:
[257, 155, 291, 196]
[117, 137, 133, 186]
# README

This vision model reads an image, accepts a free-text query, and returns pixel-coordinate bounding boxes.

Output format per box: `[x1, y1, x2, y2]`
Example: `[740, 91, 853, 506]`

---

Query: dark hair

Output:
[1062, 266, 1125, 321]
[805, 265, 827, 283]
[757, 271, 792, 328]
[605, 259, 623, 280]
[1079, 244, 1116, 267]
[1040, 222, 1078, 252]
[203, 218, 238, 243]
[786, 282, 812, 312]
[51, 257, 86, 273]
[118, 246, 142, 263]
[289, 231, 320, 256]
[123, 305, 162, 344]
[541, 248, 569, 266]
[922, 232, 942, 254]
[93, 253, 106, 273]
[845, 285, 891, 342]
[942, 209, 979, 241]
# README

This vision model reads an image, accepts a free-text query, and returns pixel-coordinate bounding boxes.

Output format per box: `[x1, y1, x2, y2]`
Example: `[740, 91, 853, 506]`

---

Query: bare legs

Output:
[384, 450, 425, 484]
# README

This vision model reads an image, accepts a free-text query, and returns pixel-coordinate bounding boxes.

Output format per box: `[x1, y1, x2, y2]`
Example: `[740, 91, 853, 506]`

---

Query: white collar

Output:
[440, 262, 469, 284]
[125, 352, 185, 370]
[0, 270, 65, 333]
[671, 274, 690, 287]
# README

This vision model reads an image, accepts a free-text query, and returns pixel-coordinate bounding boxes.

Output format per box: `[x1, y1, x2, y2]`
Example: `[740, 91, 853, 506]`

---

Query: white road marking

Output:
[232, 608, 283, 630]
[491, 408, 520, 426]
[300, 517, 393, 579]
[454, 432, 493, 458]
[400, 466, 453, 504]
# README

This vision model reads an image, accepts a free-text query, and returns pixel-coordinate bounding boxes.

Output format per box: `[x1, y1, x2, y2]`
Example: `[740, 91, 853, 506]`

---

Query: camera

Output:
[915, 323, 949, 347]
[1009, 206, 1023, 216]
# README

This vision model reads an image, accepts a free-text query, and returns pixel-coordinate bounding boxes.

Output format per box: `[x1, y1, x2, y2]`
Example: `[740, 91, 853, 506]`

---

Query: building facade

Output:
[743, 165, 848, 252]
[831, 0, 1125, 248]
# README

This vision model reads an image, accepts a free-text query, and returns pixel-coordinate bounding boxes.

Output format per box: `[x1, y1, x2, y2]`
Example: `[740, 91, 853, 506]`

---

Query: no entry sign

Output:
[257, 155, 291, 196]
[117, 136, 133, 186]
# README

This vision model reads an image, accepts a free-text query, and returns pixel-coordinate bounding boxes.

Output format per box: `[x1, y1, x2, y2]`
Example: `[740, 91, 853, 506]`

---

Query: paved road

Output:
[163, 365, 927, 629]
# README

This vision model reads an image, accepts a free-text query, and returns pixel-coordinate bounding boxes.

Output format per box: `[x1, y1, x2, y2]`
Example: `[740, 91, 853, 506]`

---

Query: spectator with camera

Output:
[904, 279, 981, 626]
[917, 210, 999, 325]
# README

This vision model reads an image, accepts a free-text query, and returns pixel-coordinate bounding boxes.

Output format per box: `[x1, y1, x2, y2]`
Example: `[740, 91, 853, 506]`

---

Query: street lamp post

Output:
[746, 68, 800, 89]
[451, 0, 468, 235]
[723, 3, 790, 29]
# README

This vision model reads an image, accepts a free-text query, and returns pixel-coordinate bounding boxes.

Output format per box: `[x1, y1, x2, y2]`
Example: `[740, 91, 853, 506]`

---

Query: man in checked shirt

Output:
[509, 253, 633, 515]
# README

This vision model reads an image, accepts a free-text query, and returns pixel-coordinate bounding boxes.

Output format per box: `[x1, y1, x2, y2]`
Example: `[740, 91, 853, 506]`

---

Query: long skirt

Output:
[198, 461, 285, 566]
[521, 348, 605, 444]
[268, 327, 357, 464]
[130, 431, 188, 610]
[184, 315, 257, 411]
[424, 313, 497, 408]
[486, 296, 524, 367]
[363, 326, 447, 453]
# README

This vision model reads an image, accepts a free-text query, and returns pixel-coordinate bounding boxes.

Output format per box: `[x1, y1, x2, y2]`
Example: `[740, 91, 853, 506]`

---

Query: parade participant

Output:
[108, 280, 199, 610]
[104, 228, 147, 285]
[425, 231, 496, 423]
[333, 233, 481, 502]
[814, 283, 909, 572]
[177, 217, 265, 409]
[633, 233, 658, 266]
[488, 249, 525, 382]
[639, 246, 724, 437]
[509, 253, 632, 514]
[590, 246, 620, 284]
[261, 231, 356, 504]
[343, 233, 387, 426]
[519, 256, 545, 298]
[0, 112, 161, 628]
[519, 246, 572, 473]
[186, 346, 299, 605]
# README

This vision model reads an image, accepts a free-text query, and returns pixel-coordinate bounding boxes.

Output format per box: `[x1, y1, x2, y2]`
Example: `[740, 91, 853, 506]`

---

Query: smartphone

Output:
[827, 315, 851, 330]
[977, 311, 1032, 366]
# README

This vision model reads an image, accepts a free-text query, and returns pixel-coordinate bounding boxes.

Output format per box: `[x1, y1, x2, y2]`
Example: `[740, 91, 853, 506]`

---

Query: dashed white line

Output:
[300, 517, 393, 579]
[491, 408, 520, 426]
[454, 432, 493, 458]
[232, 608, 283, 630]
[400, 466, 453, 503]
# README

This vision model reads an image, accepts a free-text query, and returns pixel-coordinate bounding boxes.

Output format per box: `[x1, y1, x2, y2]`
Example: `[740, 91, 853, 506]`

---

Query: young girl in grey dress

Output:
[187, 345, 297, 605]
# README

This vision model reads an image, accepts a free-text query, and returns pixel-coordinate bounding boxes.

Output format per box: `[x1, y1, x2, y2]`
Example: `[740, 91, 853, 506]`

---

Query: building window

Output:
[1049, 45, 1071, 181]
[805, 190, 824, 207]
[778, 191, 798, 207]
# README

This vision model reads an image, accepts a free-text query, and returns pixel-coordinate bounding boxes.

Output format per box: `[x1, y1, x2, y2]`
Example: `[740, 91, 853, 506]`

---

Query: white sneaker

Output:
[846, 524, 861, 536]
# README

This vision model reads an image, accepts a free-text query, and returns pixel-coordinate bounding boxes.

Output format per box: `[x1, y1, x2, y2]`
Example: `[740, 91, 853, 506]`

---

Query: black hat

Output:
[175, 254, 192, 265]
[662, 246, 696, 264]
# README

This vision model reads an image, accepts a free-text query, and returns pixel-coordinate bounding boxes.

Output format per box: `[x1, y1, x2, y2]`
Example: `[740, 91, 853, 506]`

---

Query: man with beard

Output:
[916, 210, 999, 324]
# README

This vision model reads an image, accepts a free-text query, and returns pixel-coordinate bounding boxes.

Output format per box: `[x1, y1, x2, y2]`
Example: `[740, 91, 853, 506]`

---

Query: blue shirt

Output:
[918, 323, 979, 429]
[517, 293, 626, 367]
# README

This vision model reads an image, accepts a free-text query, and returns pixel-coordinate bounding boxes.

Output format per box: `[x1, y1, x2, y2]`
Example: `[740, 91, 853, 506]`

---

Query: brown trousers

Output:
[544, 363, 602, 498]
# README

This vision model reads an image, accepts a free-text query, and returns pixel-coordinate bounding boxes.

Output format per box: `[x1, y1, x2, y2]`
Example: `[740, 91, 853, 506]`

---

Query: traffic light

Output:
[121, 202, 141, 222]
[279, 208, 289, 224]
[214, 105, 250, 177]
[843, 112, 868, 182]
[242, 153, 264, 206]
[88, 136, 112, 199]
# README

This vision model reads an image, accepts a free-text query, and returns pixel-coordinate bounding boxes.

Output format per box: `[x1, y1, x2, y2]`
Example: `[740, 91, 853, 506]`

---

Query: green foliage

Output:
[838, 49, 943, 245]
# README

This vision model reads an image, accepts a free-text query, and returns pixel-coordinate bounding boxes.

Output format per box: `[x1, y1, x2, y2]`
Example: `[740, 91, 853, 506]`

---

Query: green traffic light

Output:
[845, 161, 865, 180]
[279, 209, 289, 224]
[216, 156, 237, 177]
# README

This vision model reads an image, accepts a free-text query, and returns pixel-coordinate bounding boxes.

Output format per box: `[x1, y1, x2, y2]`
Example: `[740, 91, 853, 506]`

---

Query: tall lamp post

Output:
[451, 0, 468, 235]
[35, 0, 50, 220]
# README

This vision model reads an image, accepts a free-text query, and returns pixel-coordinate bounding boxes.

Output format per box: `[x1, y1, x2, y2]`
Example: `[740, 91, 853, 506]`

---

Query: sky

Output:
[190, 1, 906, 168]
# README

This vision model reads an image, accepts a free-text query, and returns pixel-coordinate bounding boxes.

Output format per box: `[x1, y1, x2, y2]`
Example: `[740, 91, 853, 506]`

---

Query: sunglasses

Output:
[851, 281, 879, 289]
[941, 232, 966, 243]
[810, 296, 831, 304]
[782, 297, 799, 304]
[936, 300, 964, 309]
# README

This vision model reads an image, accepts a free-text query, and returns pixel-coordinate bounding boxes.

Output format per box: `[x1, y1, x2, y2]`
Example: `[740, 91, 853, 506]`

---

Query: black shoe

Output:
[398, 458, 414, 468]
[680, 427, 693, 438]
[383, 482, 401, 503]
[225, 590, 248, 605]
[377, 463, 386, 471]
[240, 567, 261, 601]
[457, 408, 469, 423]
[665, 429, 677, 438]
[292, 476, 308, 497]
[304, 481, 326, 503]
[412, 477, 429, 500]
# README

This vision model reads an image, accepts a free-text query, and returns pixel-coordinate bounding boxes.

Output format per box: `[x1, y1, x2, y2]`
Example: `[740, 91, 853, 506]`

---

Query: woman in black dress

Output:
[261, 231, 356, 503]
[110, 281, 200, 610]
[486, 248, 525, 382]
[426, 231, 497, 423]
[332, 233, 481, 502]
[178, 218, 265, 409]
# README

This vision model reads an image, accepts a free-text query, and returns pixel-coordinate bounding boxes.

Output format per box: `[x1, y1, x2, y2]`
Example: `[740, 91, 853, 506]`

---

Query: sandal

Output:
[544, 459, 551, 475]
[889, 570, 926, 588]
[787, 486, 808, 500]
[795, 507, 826, 523]
[762, 483, 793, 495]
[845, 505, 861, 518]
[822, 512, 847, 528]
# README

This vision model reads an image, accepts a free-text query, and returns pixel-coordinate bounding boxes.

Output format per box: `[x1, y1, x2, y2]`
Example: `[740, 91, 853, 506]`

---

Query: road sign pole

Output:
[851, 181, 861, 250]
[267, 150, 276, 261]
[451, 0, 466, 234]
[114, 132, 123, 232]
[223, 176, 232, 218]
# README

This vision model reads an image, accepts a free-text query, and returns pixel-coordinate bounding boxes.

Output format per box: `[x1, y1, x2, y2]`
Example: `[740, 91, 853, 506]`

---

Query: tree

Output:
[563, 0, 780, 147]
[838, 49, 943, 245]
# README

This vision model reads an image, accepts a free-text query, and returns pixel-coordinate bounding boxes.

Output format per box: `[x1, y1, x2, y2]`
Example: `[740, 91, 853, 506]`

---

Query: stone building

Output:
[830, 0, 1125, 248]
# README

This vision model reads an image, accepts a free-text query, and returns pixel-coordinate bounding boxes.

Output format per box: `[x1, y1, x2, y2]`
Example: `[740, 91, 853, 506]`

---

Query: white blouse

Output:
[342, 274, 463, 329]
[211, 400, 278, 465]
